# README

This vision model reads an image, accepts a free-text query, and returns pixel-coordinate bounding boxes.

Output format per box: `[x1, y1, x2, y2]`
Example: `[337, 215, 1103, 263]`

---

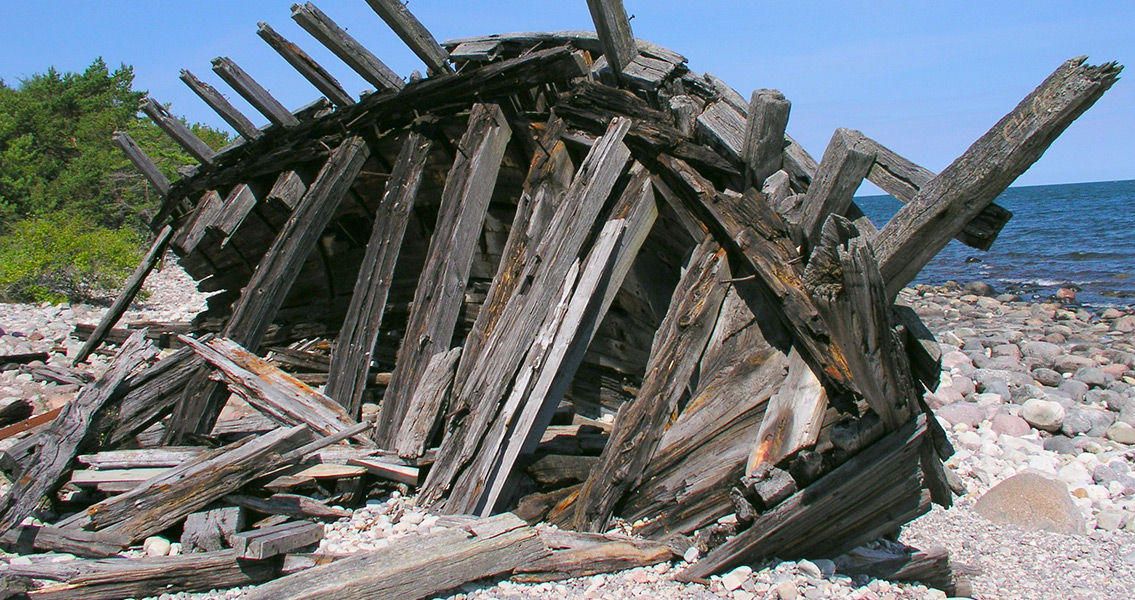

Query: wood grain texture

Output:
[585, 0, 638, 76]
[140, 97, 217, 165]
[791, 127, 876, 252]
[180, 69, 262, 140]
[292, 2, 404, 92]
[212, 57, 299, 128]
[394, 346, 462, 459]
[364, 0, 453, 75]
[742, 89, 791, 188]
[258, 21, 355, 108]
[112, 131, 171, 195]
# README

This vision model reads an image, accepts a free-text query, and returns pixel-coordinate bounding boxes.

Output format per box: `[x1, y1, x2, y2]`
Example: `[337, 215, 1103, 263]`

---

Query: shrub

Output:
[0, 212, 141, 304]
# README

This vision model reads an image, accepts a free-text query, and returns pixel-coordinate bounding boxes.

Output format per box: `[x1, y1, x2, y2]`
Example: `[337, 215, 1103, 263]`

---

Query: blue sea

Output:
[856, 179, 1135, 308]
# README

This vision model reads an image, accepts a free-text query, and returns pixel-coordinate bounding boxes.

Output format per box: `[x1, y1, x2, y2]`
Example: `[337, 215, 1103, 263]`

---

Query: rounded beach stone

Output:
[937, 402, 983, 428]
[1021, 341, 1063, 363]
[964, 281, 995, 296]
[1021, 398, 1065, 432]
[1074, 367, 1111, 388]
[973, 472, 1086, 535]
[1054, 354, 1096, 374]
[1031, 367, 1063, 387]
[1058, 379, 1089, 402]
[1061, 408, 1094, 437]
[1107, 422, 1135, 445]
[991, 413, 1031, 437]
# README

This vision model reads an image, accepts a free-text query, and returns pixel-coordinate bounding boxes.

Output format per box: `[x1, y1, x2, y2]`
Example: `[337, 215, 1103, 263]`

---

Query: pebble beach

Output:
[2, 263, 1134, 600]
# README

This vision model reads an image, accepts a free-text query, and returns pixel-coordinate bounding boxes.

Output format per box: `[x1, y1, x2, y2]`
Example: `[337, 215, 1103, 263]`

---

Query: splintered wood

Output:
[3, 0, 1118, 597]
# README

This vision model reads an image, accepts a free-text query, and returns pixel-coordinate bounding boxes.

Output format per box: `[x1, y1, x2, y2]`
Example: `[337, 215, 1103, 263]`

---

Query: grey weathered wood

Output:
[791, 128, 876, 251]
[209, 183, 259, 244]
[181, 335, 370, 443]
[97, 343, 205, 448]
[212, 56, 300, 128]
[64, 425, 312, 543]
[5, 551, 282, 600]
[420, 118, 632, 509]
[231, 520, 323, 559]
[140, 97, 217, 165]
[347, 457, 421, 485]
[514, 528, 674, 582]
[70, 467, 168, 487]
[585, 0, 638, 77]
[374, 104, 512, 446]
[180, 69, 262, 140]
[471, 169, 658, 515]
[267, 169, 308, 211]
[181, 506, 244, 553]
[225, 493, 350, 521]
[572, 237, 730, 532]
[394, 346, 462, 459]
[258, 21, 355, 108]
[326, 133, 432, 417]
[73, 226, 173, 365]
[442, 31, 685, 66]
[364, 0, 453, 75]
[742, 89, 791, 188]
[678, 418, 928, 580]
[620, 54, 677, 90]
[167, 136, 370, 441]
[112, 131, 171, 195]
[744, 347, 826, 478]
[876, 57, 1121, 297]
[0, 526, 131, 558]
[171, 189, 224, 254]
[0, 331, 156, 536]
[241, 513, 545, 600]
[292, 2, 405, 92]
[804, 216, 916, 430]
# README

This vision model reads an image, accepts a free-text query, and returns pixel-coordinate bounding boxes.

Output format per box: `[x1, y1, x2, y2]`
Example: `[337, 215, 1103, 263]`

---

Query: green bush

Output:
[0, 212, 141, 304]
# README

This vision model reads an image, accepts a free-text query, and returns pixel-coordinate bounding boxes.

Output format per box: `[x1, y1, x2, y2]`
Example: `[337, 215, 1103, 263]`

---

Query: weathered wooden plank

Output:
[231, 520, 323, 560]
[212, 56, 299, 128]
[140, 97, 217, 165]
[804, 216, 915, 430]
[292, 2, 405, 92]
[0, 399, 32, 428]
[0, 331, 156, 536]
[513, 528, 674, 582]
[64, 425, 312, 543]
[0, 526, 131, 558]
[258, 21, 355, 108]
[241, 513, 546, 600]
[209, 183, 259, 244]
[73, 226, 173, 365]
[573, 237, 730, 532]
[364, 0, 453, 75]
[876, 57, 1121, 297]
[180, 69, 262, 140]
[742, 89, 791, 188]
[347, 457, 421, 486]
[677, 418, 928, 581]
[393, 346, 462, 460]
[7, 551, 282, 600]
[96, 343, 205, 448]
[181, 506, 244, 553]
[111, 131, 171, 195]
[745, 348, 826, 479]
[420, 118, 632, 509]
[584, 0, 638, 76]
[181, 335, 370, 443]
[166, 136, 370, 440]
[621, 54, 677, 90]
[470, 170, 658, 516]
[374, 104, 512, 446]
[267, 169, 308, 211]
[170, 189, 224, 254]
[225, 493, 350, 521]
[442, 31, 685, 66]
[790, 128, 876, 251]
[70, 467, 168, 487]
[326, 133, 431, 417]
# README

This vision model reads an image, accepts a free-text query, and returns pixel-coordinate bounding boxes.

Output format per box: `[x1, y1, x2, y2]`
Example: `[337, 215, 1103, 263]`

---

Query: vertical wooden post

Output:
[180, 70, 262, 140]
[140, 98, 217, 165]
[257, 22, 355, 108]
[585, 0, 638, 77]
[373, 104, 512, 446]
[211, 57, 300, 128]
[291, 2, 405, 92]
[112, 132, 170, 196]
[742, 89, 791, 188]
[364, 0, 453, 76]
[325, 132, 432, 417]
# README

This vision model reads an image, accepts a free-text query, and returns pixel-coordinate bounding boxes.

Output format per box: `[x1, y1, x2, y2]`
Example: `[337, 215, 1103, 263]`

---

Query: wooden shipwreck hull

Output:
[3, 1, 1119, 597]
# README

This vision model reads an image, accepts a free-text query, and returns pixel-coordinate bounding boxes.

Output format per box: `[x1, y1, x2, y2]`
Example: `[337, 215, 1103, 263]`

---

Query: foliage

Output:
[0, 58, 230, 232]
[0, 212, 142, 304]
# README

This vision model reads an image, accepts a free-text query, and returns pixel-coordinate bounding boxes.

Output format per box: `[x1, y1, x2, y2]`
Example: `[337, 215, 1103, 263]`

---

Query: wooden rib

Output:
[112, 131, 171, 195]
[291, 2, 405, 92]
[170, 189, 224, 255]
[364, 0, 453, 75]
[373, 104, 512, 446]
[180, 69, 262, 140]
[585, 0, 638, 76]
[325, 132, 432, 417]
[211, 57, 299, 128]
[258, 21, 355, 108]
[876, 57, 1121, 297]
[209, 183, 259, 244]
[791, 128, 876, 252]
[742, 89, 791, 188]
[72, 226, 173, 365]
[140, 97, 217, 165]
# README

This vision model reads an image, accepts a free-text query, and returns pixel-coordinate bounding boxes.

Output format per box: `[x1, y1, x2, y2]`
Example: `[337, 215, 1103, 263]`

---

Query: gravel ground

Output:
[2, 266, 1134, 600]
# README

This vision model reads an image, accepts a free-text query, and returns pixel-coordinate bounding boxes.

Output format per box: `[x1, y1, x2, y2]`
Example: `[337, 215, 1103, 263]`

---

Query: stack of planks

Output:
[2, 0, 1119, 598]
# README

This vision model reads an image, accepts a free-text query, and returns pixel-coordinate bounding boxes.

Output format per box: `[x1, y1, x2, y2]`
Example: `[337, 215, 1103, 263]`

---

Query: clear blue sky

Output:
[2, 1, 1131, 191]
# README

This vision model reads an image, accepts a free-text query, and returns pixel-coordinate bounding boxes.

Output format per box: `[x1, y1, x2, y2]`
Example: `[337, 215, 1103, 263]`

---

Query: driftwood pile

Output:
[0, 1, 1120, 598]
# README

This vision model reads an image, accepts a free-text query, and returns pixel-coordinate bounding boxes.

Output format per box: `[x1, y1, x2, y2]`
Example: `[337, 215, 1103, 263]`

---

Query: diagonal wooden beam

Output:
[140, 97, 217, 165]
[180, 69, 262, 140]
[212, 57, 299, 128]
[112, 131, 171, 196]
[791, 127, 876, 252]
[876, 57, 1121, 298]
[585, 0, 638, 77]
[373, 104, 512, 446]
[325, 132, 432, 417]
[291, 2, 405, 92]
[258, 21, 355, 108]
[364, 0, 453, 76]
